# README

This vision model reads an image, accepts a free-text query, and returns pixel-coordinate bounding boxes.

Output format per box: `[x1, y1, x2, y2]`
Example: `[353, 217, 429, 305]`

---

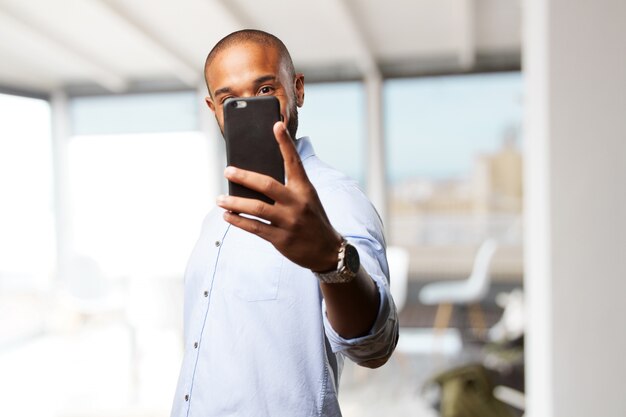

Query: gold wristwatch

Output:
[313, 239, 360, 284]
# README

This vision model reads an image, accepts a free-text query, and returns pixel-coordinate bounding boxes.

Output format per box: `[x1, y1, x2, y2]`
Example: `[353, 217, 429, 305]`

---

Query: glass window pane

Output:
[70, 91, 199, 135]
[298, 82, 366, 186]
[0, 93, 54, 289]
[384, 72, 524, 281]
[68, 132, 212, 278]
[385, 72, 523, 183]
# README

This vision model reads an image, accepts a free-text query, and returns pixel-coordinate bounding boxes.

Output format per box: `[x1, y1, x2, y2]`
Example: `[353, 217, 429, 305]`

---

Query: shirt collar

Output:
[295, 136, 316, 161]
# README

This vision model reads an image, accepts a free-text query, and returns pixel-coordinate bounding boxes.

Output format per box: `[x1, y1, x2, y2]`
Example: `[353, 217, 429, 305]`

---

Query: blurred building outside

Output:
[390, 126, 524, 283]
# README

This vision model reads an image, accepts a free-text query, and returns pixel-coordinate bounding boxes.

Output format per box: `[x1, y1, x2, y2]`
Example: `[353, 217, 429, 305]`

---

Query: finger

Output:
[273, 121, 307, 183]
[216, 194, 282, 224]
[223, 211, 280, 242]
[224, 166, 290, 203]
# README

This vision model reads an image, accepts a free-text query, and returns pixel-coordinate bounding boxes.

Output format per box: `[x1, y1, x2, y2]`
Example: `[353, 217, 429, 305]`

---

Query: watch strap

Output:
[313, 239, 358, 284]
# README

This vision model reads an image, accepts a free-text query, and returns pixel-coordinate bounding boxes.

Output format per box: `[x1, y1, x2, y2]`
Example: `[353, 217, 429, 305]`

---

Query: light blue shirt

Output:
[171, 137, 398, 417]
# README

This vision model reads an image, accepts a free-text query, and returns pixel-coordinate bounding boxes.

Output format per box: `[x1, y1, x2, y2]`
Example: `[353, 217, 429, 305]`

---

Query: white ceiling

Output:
[0, 0, 521, 95]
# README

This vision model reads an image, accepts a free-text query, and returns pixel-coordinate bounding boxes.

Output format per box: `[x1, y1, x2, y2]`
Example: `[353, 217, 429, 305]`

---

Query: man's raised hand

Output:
[217, 121, 342, 273]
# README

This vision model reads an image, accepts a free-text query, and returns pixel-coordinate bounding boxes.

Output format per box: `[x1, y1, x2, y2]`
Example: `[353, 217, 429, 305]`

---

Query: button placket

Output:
[185, 224, 229, 411]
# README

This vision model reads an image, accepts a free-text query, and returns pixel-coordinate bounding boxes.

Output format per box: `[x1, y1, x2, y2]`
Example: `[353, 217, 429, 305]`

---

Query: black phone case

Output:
[223, 96, 284, 205]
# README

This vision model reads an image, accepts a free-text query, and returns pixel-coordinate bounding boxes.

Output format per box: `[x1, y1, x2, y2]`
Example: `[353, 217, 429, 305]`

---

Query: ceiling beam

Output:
[0, 40, 60, 92]
[95, 0, 199, 87]
[459, 0, 476, 69]
[330, 0, 380, 78]
[0, 64, 57, 94]
[0, 5, 127, 92]
[212, 0, 255, 29]
[212, 0, 378, 79]
[0, 83, 50, 100]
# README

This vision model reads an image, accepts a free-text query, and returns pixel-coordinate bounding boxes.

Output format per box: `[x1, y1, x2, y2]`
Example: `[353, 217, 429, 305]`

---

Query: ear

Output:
[294, 73, 305, 107]
[205, 96, 216, 114]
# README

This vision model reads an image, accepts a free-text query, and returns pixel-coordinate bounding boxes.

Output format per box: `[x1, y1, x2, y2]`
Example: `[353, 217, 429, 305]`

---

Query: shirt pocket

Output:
[221, 229, 283, 302]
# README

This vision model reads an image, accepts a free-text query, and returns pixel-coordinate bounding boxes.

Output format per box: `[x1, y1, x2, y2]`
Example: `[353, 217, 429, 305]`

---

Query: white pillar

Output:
[50, 90, 73, 282]
[524, 1, 626, 416]
[365, 72, 387, 228]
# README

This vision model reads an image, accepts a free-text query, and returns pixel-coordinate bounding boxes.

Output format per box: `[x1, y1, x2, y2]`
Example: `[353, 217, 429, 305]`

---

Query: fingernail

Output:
[216, 194, 226, 205]
[275, 121, 285, 132]
[224, 166, 236, 177]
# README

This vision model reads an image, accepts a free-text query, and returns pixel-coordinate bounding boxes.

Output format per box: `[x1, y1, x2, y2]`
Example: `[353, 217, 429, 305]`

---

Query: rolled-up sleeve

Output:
[322, 272, 398, 365]
[315, 180, 400, 366]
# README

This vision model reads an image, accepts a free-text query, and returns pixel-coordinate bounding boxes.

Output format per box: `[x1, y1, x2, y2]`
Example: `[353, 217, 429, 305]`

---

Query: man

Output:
[172, 29, 398, 417]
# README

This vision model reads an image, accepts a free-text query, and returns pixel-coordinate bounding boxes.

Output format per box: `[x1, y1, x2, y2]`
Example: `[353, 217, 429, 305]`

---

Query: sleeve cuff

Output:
[322, 276, 399, 364]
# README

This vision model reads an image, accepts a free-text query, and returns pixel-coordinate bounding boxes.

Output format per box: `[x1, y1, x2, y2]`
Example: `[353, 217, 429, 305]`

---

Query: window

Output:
[67, 131, 211, 277]
[68, 91, 211, 277]
[0, 93, 54, 290]
[298, 82, 366, 186]
[384, 72, 523, 278]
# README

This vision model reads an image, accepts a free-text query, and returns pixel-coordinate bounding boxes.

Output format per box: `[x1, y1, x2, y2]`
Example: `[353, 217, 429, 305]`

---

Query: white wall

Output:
[524, 1, 626, 416]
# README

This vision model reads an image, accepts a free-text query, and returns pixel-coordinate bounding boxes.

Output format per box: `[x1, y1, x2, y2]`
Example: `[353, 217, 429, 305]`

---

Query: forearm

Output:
[319, 265, 380, 339]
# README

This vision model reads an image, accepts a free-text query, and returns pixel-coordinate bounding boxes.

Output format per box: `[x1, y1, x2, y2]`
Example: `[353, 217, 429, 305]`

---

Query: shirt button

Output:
[193, 342, 198, 349]
[215, 240, 221, 247]
[203, 290, 209, 297]
[185, 394, 189, 401]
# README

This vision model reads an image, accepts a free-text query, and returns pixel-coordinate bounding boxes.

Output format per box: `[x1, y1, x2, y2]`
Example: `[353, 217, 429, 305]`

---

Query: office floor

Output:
[341, 284, 514, 417]
[0, 287, 512, 417]
[0, 326, 458, 417]
[340, 329, 467, 417]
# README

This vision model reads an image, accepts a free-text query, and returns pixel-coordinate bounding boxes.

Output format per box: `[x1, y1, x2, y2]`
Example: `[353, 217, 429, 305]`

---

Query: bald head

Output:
[204, 29, 296, 96]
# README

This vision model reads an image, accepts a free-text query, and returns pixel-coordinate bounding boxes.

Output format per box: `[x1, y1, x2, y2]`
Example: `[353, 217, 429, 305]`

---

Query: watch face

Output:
[344, 244, 360, 274]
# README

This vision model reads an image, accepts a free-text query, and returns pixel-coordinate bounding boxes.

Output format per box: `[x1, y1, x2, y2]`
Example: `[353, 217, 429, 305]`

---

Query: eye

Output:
[220, 96, 233, 105]
[258, 86, 273, 95]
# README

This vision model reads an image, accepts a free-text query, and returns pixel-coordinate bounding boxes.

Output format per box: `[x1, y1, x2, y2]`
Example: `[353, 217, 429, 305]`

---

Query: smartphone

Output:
[223, 96, 284, 205]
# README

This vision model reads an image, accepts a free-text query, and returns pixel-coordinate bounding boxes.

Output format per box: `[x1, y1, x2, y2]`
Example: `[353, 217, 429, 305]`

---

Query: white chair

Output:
[418, 239, 498, 334]
[386, 246, 410, 313]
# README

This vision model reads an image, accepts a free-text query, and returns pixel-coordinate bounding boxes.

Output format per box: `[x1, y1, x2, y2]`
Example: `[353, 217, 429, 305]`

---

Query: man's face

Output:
[205, 42, 304, 139]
